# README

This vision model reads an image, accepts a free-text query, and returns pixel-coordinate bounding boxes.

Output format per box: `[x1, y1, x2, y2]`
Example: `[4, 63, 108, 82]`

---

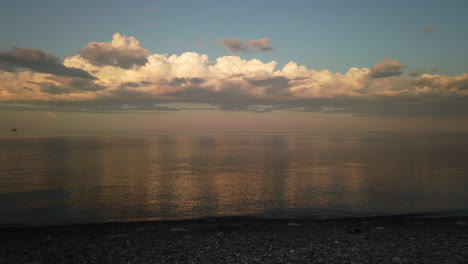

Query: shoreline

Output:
[1, 215, 467, 263]
[2, 210, 468, 228]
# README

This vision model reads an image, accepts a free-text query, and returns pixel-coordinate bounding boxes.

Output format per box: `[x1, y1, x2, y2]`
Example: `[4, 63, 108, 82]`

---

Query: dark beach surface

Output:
[1, 215, 467, 264]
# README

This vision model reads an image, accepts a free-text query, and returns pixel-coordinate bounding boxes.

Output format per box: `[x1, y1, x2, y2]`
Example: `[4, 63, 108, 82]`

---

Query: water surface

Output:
[1, 132, 468, 225]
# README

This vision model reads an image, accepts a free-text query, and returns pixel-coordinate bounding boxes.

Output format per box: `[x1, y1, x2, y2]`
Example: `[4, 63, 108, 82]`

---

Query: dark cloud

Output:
[167, 77, 206, 86]
[409, 69, 425, 77]
[0, 47, 96, 79]
[31, 76, 105, 95]
[168, 77, 188, 86]
[45, 76, 105, 92]
[367, 57, 406, 78]
[4, 81, 468, 118]
[245, 76, 291, 95]
[0, 62, 16, 72]
[38, 82, 75, 94]
[118, 81, 142, 88]
[267, 96, 468, 118]
[0, 99, 179, 113]
[189, 77, 206, 85]
[248, 38, 274, 52]
[218, 103, 273, 113]
[111, 88, 151, 98]
[163, 79, 266, 106]
[220, 37, 274, 53]
[157, 75, 468, 118]
[112, 84, 150, 98]
[220, 38, 251, 53]
[164, 86, 274, 113]
[79, 33, 148, 69]
[165, 87, 222, 102]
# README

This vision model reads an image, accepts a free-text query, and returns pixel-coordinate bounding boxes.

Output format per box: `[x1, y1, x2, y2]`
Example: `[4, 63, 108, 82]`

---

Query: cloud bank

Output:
[1, 33, 468, 117]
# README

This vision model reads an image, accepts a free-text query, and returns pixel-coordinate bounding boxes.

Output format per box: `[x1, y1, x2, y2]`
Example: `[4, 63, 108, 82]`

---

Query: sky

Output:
[1, 0, 468, 132]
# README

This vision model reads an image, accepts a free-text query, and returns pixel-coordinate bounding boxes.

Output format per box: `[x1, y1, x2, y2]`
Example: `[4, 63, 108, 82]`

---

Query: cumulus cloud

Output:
[220, 37, 274, 53]
[367, 57, 406, 78]
[2, 33, 468, 117]
[79, 33, 149, 69]
[411, 73, 468, 94]
[0, 47, 96, 79]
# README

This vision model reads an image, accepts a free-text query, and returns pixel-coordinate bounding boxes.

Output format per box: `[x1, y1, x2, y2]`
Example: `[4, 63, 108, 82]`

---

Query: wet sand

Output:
[1, 216, 468, 263]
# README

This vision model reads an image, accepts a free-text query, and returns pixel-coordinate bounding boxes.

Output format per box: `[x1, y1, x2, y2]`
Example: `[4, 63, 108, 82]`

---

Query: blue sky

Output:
[1, 0, 467, 75]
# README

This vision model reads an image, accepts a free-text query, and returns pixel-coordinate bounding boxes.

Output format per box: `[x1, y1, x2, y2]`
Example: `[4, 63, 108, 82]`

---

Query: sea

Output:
[1, 131, 468, 226]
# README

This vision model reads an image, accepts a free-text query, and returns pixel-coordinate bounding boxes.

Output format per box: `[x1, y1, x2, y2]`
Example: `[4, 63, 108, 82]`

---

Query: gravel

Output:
[1, 216, 467, 263]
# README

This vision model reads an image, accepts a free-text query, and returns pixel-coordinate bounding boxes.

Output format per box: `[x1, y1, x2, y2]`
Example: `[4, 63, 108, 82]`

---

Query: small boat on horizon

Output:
[11, 122, 17, 132]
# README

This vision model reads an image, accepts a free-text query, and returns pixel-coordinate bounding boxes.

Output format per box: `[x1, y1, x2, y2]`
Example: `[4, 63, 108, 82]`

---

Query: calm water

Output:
[1, 132, 468, 226]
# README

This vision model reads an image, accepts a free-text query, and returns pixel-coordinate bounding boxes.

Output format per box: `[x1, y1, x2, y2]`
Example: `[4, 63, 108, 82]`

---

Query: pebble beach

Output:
[1, 216, 467, 263]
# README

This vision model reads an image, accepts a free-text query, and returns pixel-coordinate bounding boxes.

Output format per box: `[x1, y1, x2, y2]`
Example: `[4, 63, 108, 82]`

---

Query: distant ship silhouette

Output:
[11, 122, 17, 132]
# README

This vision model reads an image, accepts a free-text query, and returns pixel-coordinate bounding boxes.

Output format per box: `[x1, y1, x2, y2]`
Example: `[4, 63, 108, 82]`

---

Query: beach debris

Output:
[456, 221, 467, 226]
[216, 232, 224, 237]
[392, 256, 402, 263]
[170, 227, 190, 232]
[334, 240, 339, 244]
[375, 226, 385, 230]
[287, 222, 301, 226]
